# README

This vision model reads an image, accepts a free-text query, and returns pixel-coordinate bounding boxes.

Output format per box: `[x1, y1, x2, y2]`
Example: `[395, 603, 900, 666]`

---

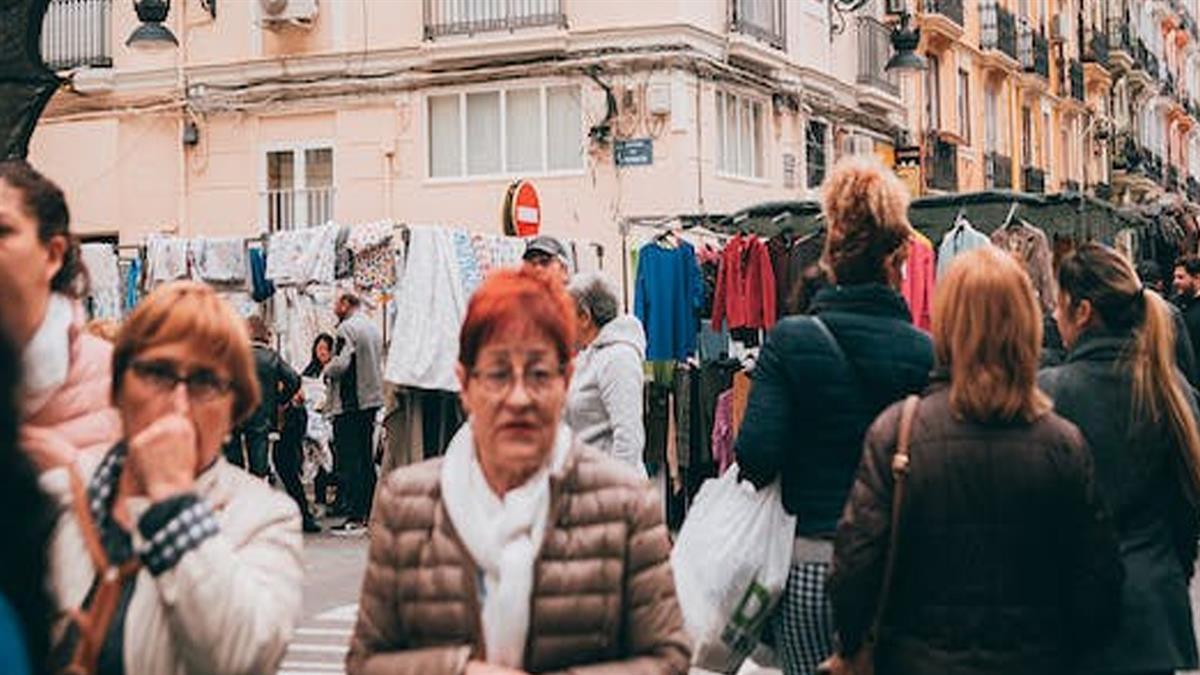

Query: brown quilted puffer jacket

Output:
[346, 441, 691, 675]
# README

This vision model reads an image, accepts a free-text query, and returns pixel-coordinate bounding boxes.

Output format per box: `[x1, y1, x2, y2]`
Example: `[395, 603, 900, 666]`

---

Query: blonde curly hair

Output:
[820, 155, 914, 286]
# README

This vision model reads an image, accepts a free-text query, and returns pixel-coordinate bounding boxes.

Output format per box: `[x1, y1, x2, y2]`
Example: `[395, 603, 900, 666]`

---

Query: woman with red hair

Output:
[348, 267, 690, 675]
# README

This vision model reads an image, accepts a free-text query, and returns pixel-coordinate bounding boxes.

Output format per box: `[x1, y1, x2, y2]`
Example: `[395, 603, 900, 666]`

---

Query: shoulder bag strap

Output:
[866, 394, 920, 643]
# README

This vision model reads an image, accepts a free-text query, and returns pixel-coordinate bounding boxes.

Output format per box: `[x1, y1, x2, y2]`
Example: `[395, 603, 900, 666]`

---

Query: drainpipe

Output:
[176, 0, 189, 236]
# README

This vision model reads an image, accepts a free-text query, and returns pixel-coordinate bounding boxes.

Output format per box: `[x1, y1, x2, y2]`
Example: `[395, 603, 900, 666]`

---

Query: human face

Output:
[1174, 266, 1197, 299]
[116, 341, 237, 471]
[1054, 291, 1093, 351]
[525, 255, 569, 284]
[315, 339, 332, 365]
[456, 327, 571, 493]
[334, 298, 350, 321]
[0, 179, 65, 346]
[574, 305, 598, 351]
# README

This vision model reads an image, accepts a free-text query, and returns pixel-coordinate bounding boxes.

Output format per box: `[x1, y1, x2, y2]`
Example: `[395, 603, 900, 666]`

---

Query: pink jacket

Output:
[901, 235, 935, 332]
[23, 310, 121, 463]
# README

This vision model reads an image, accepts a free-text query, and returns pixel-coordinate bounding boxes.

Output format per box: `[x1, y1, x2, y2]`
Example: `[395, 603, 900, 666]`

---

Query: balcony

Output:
[857, 17, 900, 97]
[985, 151, 1013, 189]
[1169, 165, 1181, 190]
[980, 2, 1019, 63]
[924, 0, 964, 27]
[1095, 182, 1113, 199]
[1023, 166, 1046, 193]
[424, 0, 565, 39]
[1019, 24, 1050, 79]
[1113, 133, 1139, 171]
[1107, 16, 1131, 53]
[1063, 179, 1081, 192]
[40, 0, 111, 71]
[1188, 177, 1200, 202]
[1083, 26, 1109, 66]
[731, 0, 787, 50]
[1070, 59, 1085, 101]
[1146, 153, 1164, 182]
[264, 187, 335, 232]
[925, 135, 958, 192]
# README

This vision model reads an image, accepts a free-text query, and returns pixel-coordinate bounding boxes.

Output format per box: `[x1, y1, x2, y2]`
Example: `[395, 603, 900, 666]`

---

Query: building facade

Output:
[31, 0, 915, 256]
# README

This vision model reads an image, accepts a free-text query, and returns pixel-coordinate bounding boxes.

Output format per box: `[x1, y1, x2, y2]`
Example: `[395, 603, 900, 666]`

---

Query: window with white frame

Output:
[264, 145, 334, 231]
[805, 119, 827, 189]
[716, 90, 766, 179]
[427, 84, 583, 179]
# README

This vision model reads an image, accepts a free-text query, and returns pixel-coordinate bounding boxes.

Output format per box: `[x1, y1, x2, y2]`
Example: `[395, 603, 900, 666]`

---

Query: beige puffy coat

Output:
[347, 443, 690, 675]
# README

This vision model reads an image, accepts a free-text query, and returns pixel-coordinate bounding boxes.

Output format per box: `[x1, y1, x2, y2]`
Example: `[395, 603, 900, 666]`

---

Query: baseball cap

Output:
[523, 235, 570, 267]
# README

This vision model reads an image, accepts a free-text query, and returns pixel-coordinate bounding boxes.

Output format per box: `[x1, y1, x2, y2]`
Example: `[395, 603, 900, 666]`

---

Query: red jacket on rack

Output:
[711, 234, 777, 331]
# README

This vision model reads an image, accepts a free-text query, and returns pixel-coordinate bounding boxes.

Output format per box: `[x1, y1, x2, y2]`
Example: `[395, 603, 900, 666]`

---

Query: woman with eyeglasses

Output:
[348, 267, 690, 675]
[41, 281, 302, 675]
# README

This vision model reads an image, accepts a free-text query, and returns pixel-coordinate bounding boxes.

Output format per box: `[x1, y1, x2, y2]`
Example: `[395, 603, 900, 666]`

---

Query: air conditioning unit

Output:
[260, 0, 317, 28]
[1049, 15, 1067, 42]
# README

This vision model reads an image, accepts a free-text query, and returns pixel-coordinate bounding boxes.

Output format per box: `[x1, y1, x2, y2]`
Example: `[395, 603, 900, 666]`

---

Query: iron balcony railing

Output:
[924, 0, 964, 26]
[925, 134, 958, 192]
[1189, 177, 1200, 202]
[1107, 15, 1131, 53]
[857, 17, 900, 96]
[1070, 59, 1085, 101]
[731, 0, 787, 50]
[980, 2, 1018, 61]
[1168, 164, 1181, 190]
[1084, 25, 1109, 65]
[1023, 166, 1046, 193]
[1095, 182, 1113, 199]
[40, 0, 111, 71]
[1019, 24, 1050, 78]
[264, 187, 335, 232]
[1063, 179, 1081, 192]
[1146, 153, 1164, 182]
[1113, 133, 1139, 171]
[985, 151, 1012, 189]
[424, 0, 565, 39]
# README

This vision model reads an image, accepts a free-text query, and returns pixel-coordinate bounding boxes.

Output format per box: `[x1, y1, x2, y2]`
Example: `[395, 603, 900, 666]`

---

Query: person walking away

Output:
[347, 267, 689, 674]
[1174, 255, 1200, 383]
[1140, 260, 1197, 386]
[1042, 243, 1200, 675]
[828, 247, 1123, 675]
[0, 159, 119, 469]
[223, 315, 300, 479]
[303, 334, 336, 510]
[735, 156, 934, 674]
[41, 281, 302, 674]
[0, 328, 57, 675]
[565, 272, 648, 476]
[326, 292, 384, 534]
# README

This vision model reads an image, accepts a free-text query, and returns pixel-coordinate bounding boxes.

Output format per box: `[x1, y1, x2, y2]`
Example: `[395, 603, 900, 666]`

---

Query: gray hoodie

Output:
[566, 314, 648, 476]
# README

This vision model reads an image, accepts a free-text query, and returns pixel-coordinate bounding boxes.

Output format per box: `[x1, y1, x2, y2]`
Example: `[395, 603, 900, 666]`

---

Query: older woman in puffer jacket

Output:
[348, 267, 690, 675]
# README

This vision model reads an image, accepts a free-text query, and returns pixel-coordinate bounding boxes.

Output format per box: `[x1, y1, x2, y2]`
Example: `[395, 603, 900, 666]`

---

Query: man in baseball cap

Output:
[522, 235, 571, 283]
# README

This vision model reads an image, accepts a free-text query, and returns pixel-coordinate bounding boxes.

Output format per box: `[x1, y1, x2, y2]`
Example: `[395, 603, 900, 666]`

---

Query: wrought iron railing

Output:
[1063, 179, 1081, 192]
[1146, 153, 1164, 182]
[924, 0, 964, 26]
[1107, 15, 1131, 53]
[1084, 25, 1109, 65]
[926, 134, 958, 192]
[1070, 59, 1085, 101]
[263, 187, 335, 232]
[1023, 166, 1046, 193]
[986, 151, 1012, 189]
[857, 17, 900, 96]
[731, 0, 787, 50]
[1188, 177, 1200, 202]
[424, 0, 565, 39]
[1168, 164, 1181, 189]
[980, 2, 1018, 60]
[40, 0, 111, 71]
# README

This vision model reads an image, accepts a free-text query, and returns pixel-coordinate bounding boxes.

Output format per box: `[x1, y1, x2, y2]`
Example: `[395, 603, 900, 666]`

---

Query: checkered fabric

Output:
[136, 495, 219, 575]
[770, 561, 835, 675]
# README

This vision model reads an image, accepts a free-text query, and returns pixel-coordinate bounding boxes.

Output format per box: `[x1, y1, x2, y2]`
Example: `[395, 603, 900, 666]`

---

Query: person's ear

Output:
[455, 362, 472, 416]
[43, 235, 67, 287]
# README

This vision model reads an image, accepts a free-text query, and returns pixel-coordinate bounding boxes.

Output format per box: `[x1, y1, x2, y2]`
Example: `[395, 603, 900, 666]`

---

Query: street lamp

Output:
[127, 0, 217, 50]
[830, 0, 926, 73]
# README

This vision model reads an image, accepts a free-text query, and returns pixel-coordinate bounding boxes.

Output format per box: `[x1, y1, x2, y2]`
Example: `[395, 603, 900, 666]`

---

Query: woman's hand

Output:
[19, 425, 77, 473]
[127, 387, 198, 502]
[463, 662, 528, 675]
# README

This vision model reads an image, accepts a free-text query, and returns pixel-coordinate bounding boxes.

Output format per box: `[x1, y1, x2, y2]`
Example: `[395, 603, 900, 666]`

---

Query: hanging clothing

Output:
[901, 232, 936, 332]
[711, 234, 777, 332]
[189, 237, 246, 283]
[144, 235, 189, 285]
[634, 240, 704, 361]
[335, 225, 354, 280]
[248, 247, 275, 302]
[80, 243, 121, 320]
[123, 257, 142, 314]
[712, 389, 735, 475]
[767, 233, 797, 321]
[273, 286, 339, 372]
[992, 220, 1058, 313]
[384, 226, 467, 392]
[266, 223, 339, 286]
[452, 229, 485, 298]
[936, 218, 991, 279]
[347, 222, 398, 291]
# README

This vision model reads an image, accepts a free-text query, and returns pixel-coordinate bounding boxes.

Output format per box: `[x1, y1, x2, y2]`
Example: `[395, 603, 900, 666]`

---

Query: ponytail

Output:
[1135, 290, 1200, 503]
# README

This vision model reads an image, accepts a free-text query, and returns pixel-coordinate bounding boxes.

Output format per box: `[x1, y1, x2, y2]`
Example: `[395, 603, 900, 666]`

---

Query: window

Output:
[264, 146, 333, 231]
[957, 68, 971, 144]
[1042, 110, 1051, 169]
[1021, 106, 1033, 165]
[427, 84, 583, 178]
[806, 119, 828, 189]
[925, 54, 941, 131]
[716, 91, 766, 179]
[984, 86, 998, 153]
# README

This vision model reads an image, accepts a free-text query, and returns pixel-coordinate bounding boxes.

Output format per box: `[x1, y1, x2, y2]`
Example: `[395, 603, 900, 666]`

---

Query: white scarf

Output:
[440, 422, 572, 668]
[22, 293, 73, 418]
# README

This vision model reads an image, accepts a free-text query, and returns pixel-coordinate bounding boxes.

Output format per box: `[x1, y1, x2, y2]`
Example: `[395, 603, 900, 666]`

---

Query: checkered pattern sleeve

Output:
[136, 494, 220, 575]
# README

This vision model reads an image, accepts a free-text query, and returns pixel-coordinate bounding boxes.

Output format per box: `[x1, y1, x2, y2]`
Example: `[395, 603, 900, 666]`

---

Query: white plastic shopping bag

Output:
[671, 464, 796, 674]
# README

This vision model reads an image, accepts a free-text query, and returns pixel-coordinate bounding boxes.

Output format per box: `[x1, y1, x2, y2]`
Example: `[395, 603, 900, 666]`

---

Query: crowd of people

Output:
[4, 149, 1200, 675]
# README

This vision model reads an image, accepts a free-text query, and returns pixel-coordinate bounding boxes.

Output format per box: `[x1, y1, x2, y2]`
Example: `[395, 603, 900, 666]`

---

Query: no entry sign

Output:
[504, 180, 541, 237]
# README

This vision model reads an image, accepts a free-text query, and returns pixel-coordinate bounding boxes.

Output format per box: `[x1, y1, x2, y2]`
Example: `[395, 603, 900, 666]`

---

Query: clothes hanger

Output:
[1001, 201, 1021, 230]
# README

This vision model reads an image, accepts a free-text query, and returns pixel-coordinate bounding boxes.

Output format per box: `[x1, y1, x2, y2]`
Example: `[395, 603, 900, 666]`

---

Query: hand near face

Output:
[19, 425, 77, 473]
[464, 662, 529, 675]
[127, 386, 198, 502]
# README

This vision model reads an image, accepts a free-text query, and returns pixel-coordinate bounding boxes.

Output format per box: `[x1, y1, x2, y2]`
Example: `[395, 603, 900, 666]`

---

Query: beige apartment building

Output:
[31, 0, 911, 255]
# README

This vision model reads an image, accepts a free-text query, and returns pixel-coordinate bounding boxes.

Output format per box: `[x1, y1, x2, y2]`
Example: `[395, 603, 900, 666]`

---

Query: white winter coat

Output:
[42, 453, 303, 675]
[566, 314, 648, 476]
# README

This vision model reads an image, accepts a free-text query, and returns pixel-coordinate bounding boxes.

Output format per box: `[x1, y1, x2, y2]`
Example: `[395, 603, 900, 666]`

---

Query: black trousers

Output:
[275, 406, 313, 522]
[224, 428, 270, 478]
[333, 408, 378, 522]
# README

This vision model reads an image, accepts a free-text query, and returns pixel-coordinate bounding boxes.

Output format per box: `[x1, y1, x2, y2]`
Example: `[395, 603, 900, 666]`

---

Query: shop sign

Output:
[615, 138, 653, 167]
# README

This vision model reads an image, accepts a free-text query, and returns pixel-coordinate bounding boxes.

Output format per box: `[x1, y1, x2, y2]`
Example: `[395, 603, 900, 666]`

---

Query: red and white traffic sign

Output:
[509, 180, 541, 237]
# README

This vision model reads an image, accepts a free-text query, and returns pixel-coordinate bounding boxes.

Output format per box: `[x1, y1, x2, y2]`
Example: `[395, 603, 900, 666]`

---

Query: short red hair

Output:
[459, 267, 576, 369]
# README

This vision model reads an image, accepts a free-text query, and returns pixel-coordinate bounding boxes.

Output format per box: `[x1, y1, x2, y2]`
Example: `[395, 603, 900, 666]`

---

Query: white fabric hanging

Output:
[80, 243, 121, 319]
[266, 223, 339, 286]
[145, 235, 189, 285]
[191, 237, 247, 283]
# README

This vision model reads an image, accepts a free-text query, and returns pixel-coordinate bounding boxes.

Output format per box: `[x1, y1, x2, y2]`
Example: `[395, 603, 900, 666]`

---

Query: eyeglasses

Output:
[130, 359, 233, 402]
[470, 363, 565, 398]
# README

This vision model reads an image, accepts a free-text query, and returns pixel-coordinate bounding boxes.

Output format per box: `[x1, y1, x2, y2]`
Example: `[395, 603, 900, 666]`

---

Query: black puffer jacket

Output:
[829, 386, 1123, 675]
[737, 284, 933, 536]
[1041, 330, 1200, 673]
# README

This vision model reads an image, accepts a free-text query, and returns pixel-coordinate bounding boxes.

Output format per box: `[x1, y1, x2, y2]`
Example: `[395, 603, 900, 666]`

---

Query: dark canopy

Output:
[0, 0, 58, 160]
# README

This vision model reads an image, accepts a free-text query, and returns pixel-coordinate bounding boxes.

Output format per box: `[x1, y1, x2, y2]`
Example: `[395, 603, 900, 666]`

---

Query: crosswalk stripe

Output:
[315, 604, 359, 622]
[279, 665, 344, 674]
[287, 644, 349, 654]
[295, 627, 353, 637]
